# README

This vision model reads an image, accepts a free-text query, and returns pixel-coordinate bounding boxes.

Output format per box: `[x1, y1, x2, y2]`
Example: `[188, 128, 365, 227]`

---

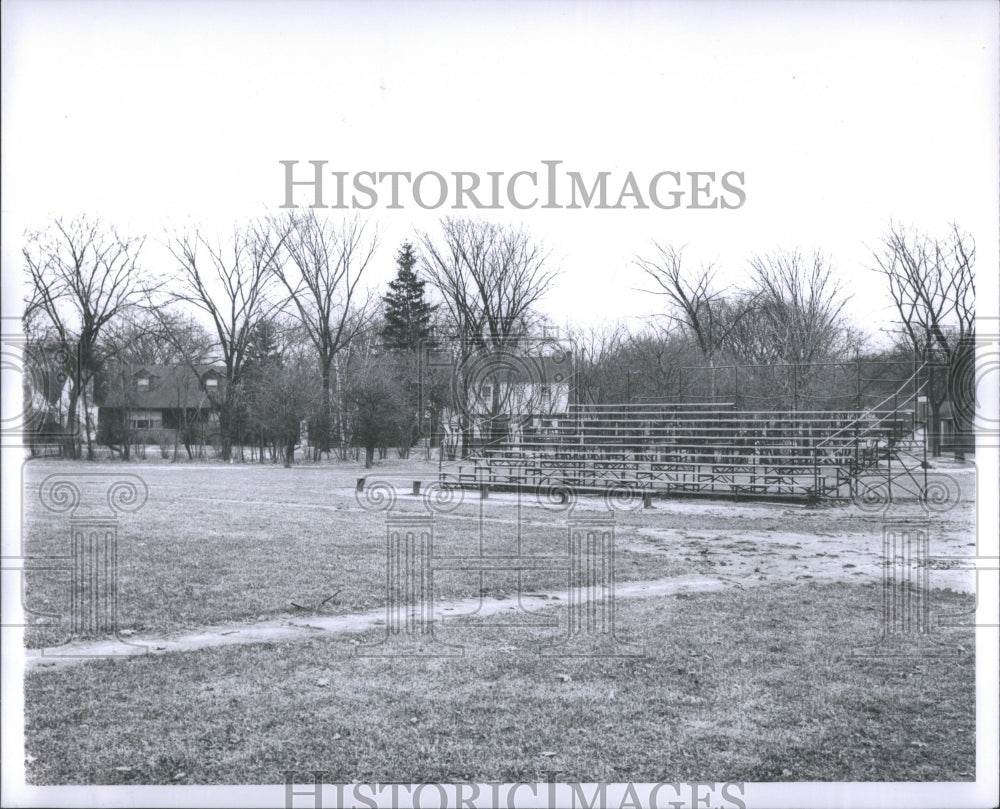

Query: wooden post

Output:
[412, 480, 421, 496]
[356, 477, 366, 493]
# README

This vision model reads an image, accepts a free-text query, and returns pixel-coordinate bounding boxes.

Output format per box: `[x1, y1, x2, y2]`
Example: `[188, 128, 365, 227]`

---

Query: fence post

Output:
[855, 358, 862, 411]
[887, 393, 897, 503]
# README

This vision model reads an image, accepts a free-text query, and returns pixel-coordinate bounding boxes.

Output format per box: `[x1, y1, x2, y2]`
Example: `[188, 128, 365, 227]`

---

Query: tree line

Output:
[21, 214, 976, 463]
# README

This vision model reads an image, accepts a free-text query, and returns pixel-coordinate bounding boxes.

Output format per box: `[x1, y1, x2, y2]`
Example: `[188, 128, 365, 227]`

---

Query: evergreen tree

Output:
[381, 243, 436, 351]
[244, 318, 285, 375]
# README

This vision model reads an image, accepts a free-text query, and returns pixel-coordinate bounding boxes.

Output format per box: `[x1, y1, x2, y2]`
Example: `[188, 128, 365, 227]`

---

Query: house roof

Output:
[536, 355, 572, 385]
[95, 363, 225, 409]
[471, 352, 573, 386]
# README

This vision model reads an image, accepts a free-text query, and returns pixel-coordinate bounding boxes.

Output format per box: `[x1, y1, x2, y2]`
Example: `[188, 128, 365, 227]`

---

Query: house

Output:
[468, 354, 571, 414]
[94, 363, 225, 445]
[443, 351, 574, 452]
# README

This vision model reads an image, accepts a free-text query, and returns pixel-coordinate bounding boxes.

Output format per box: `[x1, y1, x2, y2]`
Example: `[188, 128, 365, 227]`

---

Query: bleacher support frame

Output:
[443, 369, 931, 505]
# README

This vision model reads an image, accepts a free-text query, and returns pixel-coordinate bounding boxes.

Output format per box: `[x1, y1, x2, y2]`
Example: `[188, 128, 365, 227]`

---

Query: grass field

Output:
[18, 456, 979, 785]
[21, 459, 695, 646]
[24, 582, 975, 784]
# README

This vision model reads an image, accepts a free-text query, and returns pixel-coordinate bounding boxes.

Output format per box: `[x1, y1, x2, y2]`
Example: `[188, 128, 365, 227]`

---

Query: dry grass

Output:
[22, 459, 693, 646]
[25, 581, 974, 784]
[20, 457, 977, 785]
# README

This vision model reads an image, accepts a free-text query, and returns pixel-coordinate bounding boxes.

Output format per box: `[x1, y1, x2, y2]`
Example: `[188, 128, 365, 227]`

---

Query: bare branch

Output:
[418, 218, 556, 351]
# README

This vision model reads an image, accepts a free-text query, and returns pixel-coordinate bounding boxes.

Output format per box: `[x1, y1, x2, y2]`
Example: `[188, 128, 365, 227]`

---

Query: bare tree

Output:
[635, 243, 762, 363]
[246, 340, 321, 467]
[636, 244, 859, 408]
[635, 243, 757, 400]
[419, 218, 555, 350]
[565, 324, 629, 406]
[720, 250, 855, 409]
[419, 218, 556, 456]
[872, 223, 975, 457]
[167, 220, 287, 461]
[745, 250, 852, 365]
[568, 322, 698, 405]
[272, 210, 377, 458]
[102, 309, 214, 367]
[23, 217, 145, 459]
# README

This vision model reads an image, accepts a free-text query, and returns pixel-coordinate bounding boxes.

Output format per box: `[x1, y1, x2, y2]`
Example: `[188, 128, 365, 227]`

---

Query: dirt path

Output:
[24, 540, 974, 673]
[24, 573, 748, 671]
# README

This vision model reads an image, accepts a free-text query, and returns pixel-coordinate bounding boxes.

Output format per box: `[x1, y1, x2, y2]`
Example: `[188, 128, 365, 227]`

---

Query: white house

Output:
[442, 351, 573, 454]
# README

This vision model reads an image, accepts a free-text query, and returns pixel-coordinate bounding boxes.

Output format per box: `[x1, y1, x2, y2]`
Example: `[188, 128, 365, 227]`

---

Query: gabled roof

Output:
[468, 351, 574, 387]
[95, 363, 226, 409]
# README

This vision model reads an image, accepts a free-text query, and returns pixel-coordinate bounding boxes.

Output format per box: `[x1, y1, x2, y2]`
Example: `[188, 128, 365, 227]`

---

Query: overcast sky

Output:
[2, 0, 997, 346]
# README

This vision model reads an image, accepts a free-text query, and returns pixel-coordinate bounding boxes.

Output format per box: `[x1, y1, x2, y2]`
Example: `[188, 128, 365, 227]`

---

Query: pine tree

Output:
[381, 243, 436, 352]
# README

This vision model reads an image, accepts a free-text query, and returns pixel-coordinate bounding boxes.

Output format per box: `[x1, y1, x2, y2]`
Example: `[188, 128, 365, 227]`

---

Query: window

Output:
[136, 377, 150, 391]
[129, 409, 162, 430]
[205, 377, 218, 390]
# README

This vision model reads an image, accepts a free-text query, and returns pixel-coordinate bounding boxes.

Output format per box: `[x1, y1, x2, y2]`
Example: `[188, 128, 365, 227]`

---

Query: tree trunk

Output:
[219, 401, 233, 461]
[319, 359, 333, 456]
[64, 388, 81, 459]
[365, 444, 374, 468]
[949, 342, 974, 462]
[460, 413, 472, 460]
[332, 355, 342, 451]
[928, 400, 942, 457]
[81, 383, 96, 461]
